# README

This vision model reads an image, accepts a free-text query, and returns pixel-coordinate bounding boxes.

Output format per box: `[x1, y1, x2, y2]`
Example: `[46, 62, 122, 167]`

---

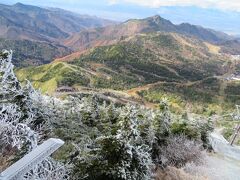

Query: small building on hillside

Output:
[56, 86, 76, 92]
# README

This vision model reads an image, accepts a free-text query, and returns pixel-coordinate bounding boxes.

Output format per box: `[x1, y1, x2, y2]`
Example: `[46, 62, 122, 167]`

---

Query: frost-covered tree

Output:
[0, 104, 38, 151]
[23, 157, 69, 180]
[0, 51, 68, 179]
[113, 105, 154, 179]
[0, 50, 21, 102]
[0, 50, 38, 151]
[151, 98, 172, 166]
[53, 95, 211, 179]
[57, 96, 155, 180]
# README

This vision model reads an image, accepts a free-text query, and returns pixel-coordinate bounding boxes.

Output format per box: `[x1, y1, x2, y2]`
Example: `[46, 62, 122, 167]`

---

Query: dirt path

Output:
[126, 81, 166, 97]
[62, 63, 78, 72]
[125, 81, 170, 108]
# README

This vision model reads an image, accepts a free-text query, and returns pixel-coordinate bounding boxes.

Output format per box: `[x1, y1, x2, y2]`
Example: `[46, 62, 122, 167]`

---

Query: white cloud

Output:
[108, 0, 240, 11]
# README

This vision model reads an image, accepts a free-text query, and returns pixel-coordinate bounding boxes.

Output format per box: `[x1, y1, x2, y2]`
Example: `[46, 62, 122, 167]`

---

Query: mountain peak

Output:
[151, 15, 162, 20]
[12, 2, 44, 11]
[146, 15, 166, 21]
[125, 15, 167, 24]
[145, 15, 174, 27]
[13, 2, 25, 7]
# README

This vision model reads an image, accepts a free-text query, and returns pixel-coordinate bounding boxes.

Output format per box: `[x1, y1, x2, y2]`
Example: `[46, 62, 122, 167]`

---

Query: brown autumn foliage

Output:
[155, 166, 207, 180]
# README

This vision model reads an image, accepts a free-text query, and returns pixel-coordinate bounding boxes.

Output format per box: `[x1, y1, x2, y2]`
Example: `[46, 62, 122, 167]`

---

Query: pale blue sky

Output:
[1, 0, 240, 35]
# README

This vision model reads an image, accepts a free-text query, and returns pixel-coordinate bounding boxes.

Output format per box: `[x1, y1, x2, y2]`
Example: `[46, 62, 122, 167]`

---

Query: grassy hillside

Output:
[16, 62, 90, 93]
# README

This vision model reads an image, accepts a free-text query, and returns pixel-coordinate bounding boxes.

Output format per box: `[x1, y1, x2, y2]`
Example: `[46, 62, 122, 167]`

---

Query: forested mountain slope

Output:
[0, 38, 71, 66]
[16, 32, 228, 92]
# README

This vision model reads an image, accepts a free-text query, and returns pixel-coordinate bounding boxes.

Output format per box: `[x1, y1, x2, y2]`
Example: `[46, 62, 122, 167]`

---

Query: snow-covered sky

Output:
[1, 0, 240, 35]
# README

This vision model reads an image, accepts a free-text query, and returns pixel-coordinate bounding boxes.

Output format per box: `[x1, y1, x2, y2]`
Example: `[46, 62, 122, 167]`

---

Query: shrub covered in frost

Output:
[159, 135, 204, 168]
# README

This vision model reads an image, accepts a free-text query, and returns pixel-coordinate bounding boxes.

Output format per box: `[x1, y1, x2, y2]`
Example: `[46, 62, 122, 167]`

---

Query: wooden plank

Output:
[0, 138, 64, 180]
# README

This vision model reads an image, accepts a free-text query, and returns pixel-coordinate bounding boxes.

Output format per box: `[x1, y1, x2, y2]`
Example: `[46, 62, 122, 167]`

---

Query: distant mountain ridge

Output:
[65, 15, 234, 51]
[0, 3, 115, 42]
[0, 3, 239, 67]
[0, 2, 115, 66]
